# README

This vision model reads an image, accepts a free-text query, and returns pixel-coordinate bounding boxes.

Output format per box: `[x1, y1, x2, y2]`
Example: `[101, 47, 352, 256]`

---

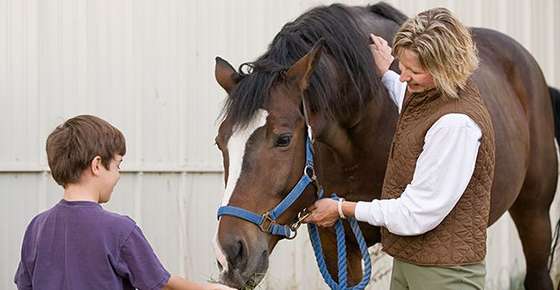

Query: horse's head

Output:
[211, 5, 390, 287]
[213, 43, 325, 288]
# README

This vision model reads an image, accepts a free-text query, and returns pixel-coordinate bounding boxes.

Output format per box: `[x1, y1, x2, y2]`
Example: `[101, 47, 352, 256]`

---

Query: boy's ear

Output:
[90, 156, 103, 176]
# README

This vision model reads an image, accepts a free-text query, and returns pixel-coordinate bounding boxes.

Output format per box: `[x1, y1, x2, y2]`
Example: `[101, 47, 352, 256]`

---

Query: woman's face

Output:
[398, 49, 435, 94]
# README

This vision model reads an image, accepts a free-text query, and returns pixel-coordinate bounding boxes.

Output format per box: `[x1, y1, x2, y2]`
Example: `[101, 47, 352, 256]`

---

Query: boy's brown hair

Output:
[46, 115, 126, 187]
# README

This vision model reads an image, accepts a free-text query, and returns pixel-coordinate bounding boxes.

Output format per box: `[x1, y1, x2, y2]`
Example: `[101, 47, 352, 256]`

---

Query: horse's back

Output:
[471, 28, 557, 224]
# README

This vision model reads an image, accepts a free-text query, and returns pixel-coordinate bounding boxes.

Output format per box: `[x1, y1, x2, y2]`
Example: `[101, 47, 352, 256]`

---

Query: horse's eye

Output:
[275, 134, 292, 147]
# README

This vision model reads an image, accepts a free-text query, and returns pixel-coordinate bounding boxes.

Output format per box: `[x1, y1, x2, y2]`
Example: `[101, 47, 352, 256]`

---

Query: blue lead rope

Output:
[308, 194, 372, 290]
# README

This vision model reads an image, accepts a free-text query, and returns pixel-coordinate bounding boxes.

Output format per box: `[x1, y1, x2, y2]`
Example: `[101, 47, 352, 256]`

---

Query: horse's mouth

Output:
[220, 250, 269, 289]
[220, 270, 266, 290]
[242, 272, 267, 290]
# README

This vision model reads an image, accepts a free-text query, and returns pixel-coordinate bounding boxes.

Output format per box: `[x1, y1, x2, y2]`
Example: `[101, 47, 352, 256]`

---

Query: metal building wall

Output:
[0, 1, 558, 289]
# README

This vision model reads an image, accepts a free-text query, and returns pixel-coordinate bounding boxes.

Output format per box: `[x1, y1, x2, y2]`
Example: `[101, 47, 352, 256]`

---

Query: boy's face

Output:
[98, 155, 123, 203]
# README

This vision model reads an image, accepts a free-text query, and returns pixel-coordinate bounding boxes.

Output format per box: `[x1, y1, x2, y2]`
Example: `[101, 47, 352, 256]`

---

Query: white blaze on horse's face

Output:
[214, 109, 269, 273]
[220, 109, 269, 207]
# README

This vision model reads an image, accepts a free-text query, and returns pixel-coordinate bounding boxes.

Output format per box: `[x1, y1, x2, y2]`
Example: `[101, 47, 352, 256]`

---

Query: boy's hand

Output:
[204, 282, 237, 290]
[164, 275, 237, 290]
[369, 33, 394, 76]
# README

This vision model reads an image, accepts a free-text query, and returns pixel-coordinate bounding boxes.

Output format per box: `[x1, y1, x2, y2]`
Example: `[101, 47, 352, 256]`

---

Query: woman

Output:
[305, 7, 495, 290]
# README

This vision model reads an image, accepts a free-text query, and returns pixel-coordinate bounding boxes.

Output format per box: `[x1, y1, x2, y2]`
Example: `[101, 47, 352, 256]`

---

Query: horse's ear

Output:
[286, 39, 325, 92]
[215, 57, 239, 94]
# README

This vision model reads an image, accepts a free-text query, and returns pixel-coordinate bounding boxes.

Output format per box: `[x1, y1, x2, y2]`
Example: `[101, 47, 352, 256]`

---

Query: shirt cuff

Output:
[150, 271, 171, 290]
[355, 200, 385, 227]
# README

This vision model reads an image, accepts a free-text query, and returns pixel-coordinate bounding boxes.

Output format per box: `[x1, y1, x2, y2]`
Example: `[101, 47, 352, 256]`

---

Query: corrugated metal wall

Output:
[0, 1, 558, 289]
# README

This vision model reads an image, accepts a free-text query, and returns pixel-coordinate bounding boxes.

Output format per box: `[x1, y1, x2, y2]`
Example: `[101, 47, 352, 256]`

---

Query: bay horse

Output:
[213, 3, 560, 289]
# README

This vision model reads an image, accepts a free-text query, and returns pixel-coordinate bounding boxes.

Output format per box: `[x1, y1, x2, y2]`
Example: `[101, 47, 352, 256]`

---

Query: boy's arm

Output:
[116, 225, 235, 290]
[162, 275, 235, 290]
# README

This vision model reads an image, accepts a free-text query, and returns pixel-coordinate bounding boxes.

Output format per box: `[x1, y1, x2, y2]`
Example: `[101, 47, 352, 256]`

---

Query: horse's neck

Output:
[312, 9, 401, 200]
[316, 90, 398, 201]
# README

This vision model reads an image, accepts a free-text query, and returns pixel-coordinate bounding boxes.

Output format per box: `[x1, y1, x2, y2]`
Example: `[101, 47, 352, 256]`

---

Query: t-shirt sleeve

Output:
[14, 260, 32, 290]
[115, 225, 171, 290]
[14, 219, 34, 290]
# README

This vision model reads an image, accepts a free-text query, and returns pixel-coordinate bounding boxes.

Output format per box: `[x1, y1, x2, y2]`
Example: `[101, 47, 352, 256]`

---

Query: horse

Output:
[212, 3, 560, 289]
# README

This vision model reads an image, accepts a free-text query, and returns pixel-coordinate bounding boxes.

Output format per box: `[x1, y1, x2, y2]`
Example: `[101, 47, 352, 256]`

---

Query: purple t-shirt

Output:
[14, 200, 170, 290]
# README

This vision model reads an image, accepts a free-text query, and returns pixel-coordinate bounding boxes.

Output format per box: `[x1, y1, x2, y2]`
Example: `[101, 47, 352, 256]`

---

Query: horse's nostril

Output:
[237, 240, 244, 259]
[216, 259, 223, 271]
[224, 239, 247, 269]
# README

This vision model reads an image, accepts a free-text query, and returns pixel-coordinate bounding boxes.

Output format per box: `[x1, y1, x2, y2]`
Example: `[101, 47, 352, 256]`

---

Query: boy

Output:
[15, 115, 233, 290]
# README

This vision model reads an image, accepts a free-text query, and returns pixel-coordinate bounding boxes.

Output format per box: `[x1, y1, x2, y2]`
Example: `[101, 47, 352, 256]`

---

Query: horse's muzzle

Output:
[218, 247, 269, 289]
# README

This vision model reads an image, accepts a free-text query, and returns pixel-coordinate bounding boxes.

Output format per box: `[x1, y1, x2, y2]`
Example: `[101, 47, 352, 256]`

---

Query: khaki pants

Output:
[390, 258, 486, 290]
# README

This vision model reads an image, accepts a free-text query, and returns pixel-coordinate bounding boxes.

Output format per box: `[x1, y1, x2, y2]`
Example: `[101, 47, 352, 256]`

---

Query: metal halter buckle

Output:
[259, 212, 275, 232]
[286, 228, 297, 240]
[304, 164, 315, 180]
[287, 208, 312, 239]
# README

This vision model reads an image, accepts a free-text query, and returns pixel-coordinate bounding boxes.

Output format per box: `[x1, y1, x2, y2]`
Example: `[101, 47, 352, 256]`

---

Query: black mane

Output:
[368, 2, 408, 25]
[223, 3, 390, 128]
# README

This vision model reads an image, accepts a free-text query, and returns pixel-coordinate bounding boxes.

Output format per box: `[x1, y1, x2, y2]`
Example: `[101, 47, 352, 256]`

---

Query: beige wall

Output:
[1, 1, 558, 289]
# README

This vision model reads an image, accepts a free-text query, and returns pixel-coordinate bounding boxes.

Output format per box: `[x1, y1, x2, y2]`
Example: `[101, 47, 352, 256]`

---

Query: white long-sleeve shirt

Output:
[354, 70, 482, 236]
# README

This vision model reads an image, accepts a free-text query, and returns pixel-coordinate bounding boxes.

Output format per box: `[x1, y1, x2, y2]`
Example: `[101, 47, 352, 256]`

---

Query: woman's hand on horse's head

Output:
[369, 33, 394, 77]
[303, 198, 339, 228]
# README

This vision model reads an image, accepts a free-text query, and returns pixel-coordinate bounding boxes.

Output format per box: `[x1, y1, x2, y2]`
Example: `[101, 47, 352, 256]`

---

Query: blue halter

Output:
[216, 134, 316, 239]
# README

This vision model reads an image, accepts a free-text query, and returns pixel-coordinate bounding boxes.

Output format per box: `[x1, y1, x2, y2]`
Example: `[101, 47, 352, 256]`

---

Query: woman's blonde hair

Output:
[393, 7, 478, 99]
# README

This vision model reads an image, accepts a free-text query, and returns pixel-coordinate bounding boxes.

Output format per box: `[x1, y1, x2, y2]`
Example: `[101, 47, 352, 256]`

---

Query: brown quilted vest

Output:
[381, 80, 495, 265]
